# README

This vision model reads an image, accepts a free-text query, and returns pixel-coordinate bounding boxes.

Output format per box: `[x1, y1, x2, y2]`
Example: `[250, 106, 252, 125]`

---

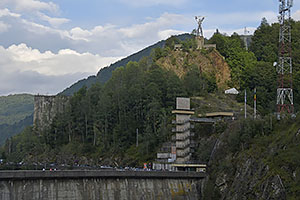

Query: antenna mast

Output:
[276, 0, 294, 118]
[243, 27, 250, 51]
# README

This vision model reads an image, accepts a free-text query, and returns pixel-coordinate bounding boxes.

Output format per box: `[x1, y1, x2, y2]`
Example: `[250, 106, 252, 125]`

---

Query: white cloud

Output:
[0, 11, 191, 95]
[0, 69, 90, 96]
[37, 12, 70, 28]
[0, 43, 122, 95]
[1, 0, 297, 96]
[0, 8, 193, 57]
[293, 10, 300, 21]
[259, 11, 278, 23]
[0, 8, 21, 18]
[4, 43, 121, 76]
[119, 13, 187, 38]
[119, 0, 187, 7]
[70, 27, 93, 41]
[158, 29, 186, 40]
[17, 17, 72, 41]
[0, 0, 59, 13]
[203, 11, 277, 28]
[0, 21, 10, 33]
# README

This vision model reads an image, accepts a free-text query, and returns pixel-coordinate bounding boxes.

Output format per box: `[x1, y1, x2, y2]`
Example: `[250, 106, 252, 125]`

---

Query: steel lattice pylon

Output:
[277, 0, 294, 117]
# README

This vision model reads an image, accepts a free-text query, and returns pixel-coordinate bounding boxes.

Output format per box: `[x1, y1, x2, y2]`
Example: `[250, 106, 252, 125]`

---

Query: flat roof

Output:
[198, 112, 234, 118]
[171, 164, 207, 168]
[172, 110, 195, 115]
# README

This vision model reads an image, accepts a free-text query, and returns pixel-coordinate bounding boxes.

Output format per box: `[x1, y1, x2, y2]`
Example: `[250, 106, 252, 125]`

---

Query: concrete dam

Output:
[0, 170, 205, 200]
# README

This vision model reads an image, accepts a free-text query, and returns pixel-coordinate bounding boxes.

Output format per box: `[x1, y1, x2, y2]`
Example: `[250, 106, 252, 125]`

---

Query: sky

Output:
[1, 0, 300, 96]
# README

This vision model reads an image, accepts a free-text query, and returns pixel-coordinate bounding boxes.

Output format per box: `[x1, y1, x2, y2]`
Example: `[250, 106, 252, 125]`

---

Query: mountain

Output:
[0, 114, 33, 145]
[2, 35, 232, 165]
[0, 94, 34, 145]
[61, 34, 192, 96]
[4, 24, 300, 198]
[0, 94, 33, 125]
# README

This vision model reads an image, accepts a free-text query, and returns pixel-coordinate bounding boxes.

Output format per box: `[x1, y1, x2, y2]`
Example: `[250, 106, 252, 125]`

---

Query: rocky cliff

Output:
[196, 115, 300, 200]
[156, 48, 231, 90]
[183, 94, 300, 199]
[33, 95, 69, 133]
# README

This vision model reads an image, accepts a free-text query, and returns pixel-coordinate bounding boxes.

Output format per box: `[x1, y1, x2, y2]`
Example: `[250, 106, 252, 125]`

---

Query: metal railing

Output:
[172, 119, 190, 125]
[172, 126, 190, 133]
[176, 134, 190, 141]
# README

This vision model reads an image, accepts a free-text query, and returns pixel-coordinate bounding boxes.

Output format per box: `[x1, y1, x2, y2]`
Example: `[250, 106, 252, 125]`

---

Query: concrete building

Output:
[153, 97, 234, 169]
[174, 44, 183, 51]
[153, 142, 176, 170]
[172, 98, 195, 164]
[195, 36, 216, 50]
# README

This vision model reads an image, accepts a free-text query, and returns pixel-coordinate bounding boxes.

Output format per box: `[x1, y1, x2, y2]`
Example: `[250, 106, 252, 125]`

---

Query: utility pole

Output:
[276, 0, 294, 119]
[254, 88, 257, 119]
[136, 128, 139, 147]
[245, 89, 247, 119]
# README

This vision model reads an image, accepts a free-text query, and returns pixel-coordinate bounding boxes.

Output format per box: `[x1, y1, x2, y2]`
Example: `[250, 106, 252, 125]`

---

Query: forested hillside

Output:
[0, 115, 33, 146]
[3, 18, 300, 164]
[61, 34, 192, 96]
[0, 94, 33, 145]
[0, 94, 33, 125]
[208, 18, 300, 113]
[0, 35, 191, 144]
[2, 18, 300, 199]
[1, 36, 223, 166]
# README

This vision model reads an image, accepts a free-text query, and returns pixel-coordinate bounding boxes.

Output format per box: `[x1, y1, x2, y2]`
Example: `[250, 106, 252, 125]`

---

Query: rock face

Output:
[222, 158, 286, 200]
[33, 95, 69, 133]
[201, 125, 287, 200]
[156, 49, 231, 90]
[189, 115, 289, 200]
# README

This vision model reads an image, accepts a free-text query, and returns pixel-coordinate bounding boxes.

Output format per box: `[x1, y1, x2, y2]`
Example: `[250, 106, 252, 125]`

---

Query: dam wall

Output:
[0, 170, 205, 200]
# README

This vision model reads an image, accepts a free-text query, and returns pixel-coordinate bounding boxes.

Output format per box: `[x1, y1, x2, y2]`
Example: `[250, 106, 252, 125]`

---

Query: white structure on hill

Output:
[225, 88, 239, 95]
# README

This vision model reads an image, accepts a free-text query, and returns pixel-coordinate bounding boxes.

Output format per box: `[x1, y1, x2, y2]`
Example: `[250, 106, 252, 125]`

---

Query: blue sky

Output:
[0, 0, 300, 95]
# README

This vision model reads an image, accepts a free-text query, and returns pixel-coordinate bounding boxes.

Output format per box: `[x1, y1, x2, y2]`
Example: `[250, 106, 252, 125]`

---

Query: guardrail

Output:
[0, 170, 206, 179]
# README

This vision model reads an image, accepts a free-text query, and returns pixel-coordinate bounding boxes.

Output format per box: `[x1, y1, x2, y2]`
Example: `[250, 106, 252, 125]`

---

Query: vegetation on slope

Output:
[0, 34, 226, 166]
[61, 34, 192, 96]
[0, 94, 33, 125]
[0, 94, 34, 145]
[156, 39, 231, 90]
[2, 18, 300, 199]
[1, 56, 218, 166]
[208, 18, 300, 114]
[0, 115, 33, 146]
[201, 114, 300, 199]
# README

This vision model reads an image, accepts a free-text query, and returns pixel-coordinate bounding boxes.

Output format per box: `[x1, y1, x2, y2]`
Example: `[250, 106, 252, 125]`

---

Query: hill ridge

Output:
[61, 34, 192, 96]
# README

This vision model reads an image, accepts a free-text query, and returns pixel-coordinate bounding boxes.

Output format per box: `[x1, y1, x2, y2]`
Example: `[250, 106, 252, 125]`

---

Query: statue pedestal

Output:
[196, 36, 204, 49]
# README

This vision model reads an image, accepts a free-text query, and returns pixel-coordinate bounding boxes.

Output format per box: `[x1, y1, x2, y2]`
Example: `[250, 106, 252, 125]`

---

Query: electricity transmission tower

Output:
[276, 0, 294, 118]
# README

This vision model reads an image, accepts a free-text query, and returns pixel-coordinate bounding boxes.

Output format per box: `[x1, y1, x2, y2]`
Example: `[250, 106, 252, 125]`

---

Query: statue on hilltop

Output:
[195, 16, 205, 37]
